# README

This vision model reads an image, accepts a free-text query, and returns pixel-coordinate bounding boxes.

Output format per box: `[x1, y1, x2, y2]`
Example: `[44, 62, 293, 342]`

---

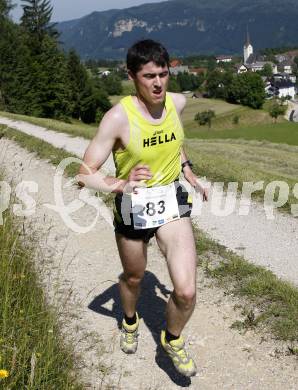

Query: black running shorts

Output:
[113, 180, 192, 243]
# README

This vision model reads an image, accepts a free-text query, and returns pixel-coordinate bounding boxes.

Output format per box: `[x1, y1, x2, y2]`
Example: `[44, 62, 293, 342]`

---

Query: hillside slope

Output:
[57, 0, 298, 58]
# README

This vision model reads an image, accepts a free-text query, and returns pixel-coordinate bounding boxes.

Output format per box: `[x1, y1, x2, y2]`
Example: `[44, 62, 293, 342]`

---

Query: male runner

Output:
[77, 39, 208, 377]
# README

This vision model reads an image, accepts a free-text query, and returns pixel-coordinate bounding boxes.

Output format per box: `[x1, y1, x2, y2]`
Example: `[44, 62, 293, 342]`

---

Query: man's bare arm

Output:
[77, 105, 152, 193]
[77, 105, 127, 193]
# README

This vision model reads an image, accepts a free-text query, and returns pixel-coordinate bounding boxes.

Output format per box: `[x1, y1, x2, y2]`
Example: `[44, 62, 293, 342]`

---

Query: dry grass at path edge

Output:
[0, 190, 84, 388]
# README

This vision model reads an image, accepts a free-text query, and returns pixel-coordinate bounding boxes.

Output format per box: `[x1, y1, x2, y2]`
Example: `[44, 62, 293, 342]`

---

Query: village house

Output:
[235, 64, 248, 74]
[267, 79, 296, 99]
[273, 73, 297, 84]
[189, 67, 207, 76]
[278, 60, 293, 74]
[99, 70, 111, 77]
[216, 55, 233, 63]
[275, 54, 289, 63]
[246, 61, 278, 74]
[169, 59, 189, 75]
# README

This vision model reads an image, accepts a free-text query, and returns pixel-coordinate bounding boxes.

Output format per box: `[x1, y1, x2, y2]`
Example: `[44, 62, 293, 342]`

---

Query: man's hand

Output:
[183, 166, 208, 202]
[123, 164, 152, 194]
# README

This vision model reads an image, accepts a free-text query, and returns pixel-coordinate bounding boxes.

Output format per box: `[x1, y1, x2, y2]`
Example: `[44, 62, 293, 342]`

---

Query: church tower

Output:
[243, 27, 253, 64]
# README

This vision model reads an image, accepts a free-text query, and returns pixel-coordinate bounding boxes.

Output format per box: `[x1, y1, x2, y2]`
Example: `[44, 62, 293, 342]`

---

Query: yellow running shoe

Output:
[160, 330, 197, 377]
[120, 313, 139, 354]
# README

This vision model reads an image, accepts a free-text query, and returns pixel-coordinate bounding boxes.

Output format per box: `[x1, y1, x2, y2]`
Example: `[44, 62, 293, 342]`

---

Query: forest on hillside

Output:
[0, 0, 116, 123]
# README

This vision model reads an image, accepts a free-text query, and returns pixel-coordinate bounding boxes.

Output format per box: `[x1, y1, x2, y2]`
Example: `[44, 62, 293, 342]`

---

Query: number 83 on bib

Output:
[131, 182, 180, 229]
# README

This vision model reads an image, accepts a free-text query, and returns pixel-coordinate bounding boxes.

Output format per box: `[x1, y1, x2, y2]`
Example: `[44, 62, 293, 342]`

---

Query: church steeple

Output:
[243, 26, 253, 64]
[244, 26, 251, 48]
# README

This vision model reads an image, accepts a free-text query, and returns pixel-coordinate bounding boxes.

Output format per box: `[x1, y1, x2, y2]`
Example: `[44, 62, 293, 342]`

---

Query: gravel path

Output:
[1, 116, 298, 286]
[1, 136, 297, 389]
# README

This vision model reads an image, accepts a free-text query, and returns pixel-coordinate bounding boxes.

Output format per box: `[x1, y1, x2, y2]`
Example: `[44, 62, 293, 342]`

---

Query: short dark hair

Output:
[126, 39, 170, 75]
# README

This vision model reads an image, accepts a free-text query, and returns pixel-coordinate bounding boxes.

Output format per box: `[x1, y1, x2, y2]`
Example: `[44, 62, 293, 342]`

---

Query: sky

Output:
[11, 0, 167, 22]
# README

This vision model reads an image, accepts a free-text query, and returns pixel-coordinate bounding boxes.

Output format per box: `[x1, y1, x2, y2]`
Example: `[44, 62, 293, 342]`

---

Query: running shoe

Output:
[120, 312, 139, 354]
[160, 330, 197, 377]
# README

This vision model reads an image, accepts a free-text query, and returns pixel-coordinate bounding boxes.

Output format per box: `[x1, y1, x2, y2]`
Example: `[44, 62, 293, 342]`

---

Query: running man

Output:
[77, 39, 208, 377]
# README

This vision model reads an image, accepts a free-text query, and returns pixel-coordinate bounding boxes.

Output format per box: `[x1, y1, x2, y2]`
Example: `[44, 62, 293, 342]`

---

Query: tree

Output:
[0, 0, 13, 19]
[195, 110, 215, 129]
[176, 72, 202, 92]
[66, 49, 88, 119]
[260, 63, 273, 78]
[80, 80, 111, 124]
[293, 56, 298, 78]
[101, 72, 123, 95]
[177, 72, 192, 91]
[168, 76, 181, 92]
[228, 72, 265, 109]
[207, 57, 217, 72]
[66, 50, 112, 123]
[21, 0, 58, 53]
[269, 99, 287, 123]
[0, 3, 26, 112]
[206, 70, 225, 98]
[35, 36, 72, 118]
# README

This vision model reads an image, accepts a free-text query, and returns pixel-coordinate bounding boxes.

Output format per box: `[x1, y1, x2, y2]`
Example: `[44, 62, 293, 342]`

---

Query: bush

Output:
[232, 114, 240, 125]
[269, 99, 287, 122]
[195, 110, 216, 128]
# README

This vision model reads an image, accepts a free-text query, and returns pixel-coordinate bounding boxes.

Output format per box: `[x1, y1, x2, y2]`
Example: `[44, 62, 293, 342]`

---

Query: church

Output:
[236, 30, 277, 74]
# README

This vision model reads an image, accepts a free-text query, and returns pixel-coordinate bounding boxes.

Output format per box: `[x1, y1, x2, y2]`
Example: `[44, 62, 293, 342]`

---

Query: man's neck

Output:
[135, 94, 166, 120]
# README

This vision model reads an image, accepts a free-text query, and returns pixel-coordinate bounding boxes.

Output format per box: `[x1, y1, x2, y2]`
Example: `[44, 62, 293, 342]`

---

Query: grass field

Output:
[183, 98, 287, 133]
[182, 97, 240, 129]
[0, 175, 83, 388]
[186, 121, 298, 145]
[185, 138, 298, 213]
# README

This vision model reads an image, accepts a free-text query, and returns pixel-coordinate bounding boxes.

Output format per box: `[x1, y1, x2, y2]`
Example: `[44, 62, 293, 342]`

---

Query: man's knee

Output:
[120, 272, 144, 288]
[173, 287, 196, 309]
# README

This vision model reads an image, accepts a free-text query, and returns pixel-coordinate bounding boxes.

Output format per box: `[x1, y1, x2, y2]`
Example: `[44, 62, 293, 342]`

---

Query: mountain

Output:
[56, 0, 298, 59]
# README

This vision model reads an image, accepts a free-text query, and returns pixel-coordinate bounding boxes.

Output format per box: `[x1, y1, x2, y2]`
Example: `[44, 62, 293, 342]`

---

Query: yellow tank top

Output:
[113, 93, 184, 187]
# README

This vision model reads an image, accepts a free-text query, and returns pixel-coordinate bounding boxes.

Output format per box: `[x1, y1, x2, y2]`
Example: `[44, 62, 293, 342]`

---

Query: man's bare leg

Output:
[155, 217, 197, 376]
[116, 233, 147, 317]
[155, 218, 197, 336]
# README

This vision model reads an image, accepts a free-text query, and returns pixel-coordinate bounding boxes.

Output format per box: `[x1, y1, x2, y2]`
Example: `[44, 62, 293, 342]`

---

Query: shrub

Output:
[195, 110, 216, 128]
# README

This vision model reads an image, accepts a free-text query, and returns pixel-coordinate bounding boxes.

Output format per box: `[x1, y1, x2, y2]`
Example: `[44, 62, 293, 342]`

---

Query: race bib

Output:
[131, 182, 180, 229]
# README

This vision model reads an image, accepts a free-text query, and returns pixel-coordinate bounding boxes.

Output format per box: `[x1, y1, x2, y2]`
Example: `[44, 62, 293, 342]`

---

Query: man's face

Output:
[129, 61, 169, 105]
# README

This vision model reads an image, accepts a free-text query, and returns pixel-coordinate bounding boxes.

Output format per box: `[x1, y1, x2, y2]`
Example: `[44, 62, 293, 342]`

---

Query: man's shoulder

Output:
[104, 101, 127, 122]
[94, 101, 129, 142]
[167, 92, 187, 114]
[100, 102, 128, 131]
